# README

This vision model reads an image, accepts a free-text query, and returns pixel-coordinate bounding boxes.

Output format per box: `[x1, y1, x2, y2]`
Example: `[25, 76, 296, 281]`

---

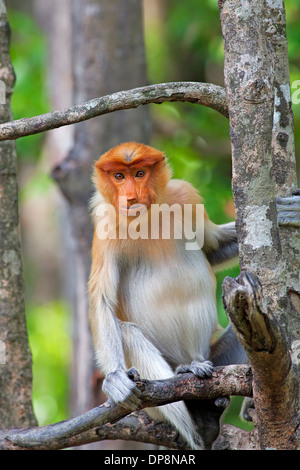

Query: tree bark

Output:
[264, 1, 297, 195]
[219, 0, 299, 449]
[264, 1, 300, 388]
[0, 0, 36, 428]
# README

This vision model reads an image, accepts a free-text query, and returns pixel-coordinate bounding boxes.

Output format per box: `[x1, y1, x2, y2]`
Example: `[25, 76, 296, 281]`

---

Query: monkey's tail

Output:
[146, 401, 204, 450]
[120, 322, 204, 450]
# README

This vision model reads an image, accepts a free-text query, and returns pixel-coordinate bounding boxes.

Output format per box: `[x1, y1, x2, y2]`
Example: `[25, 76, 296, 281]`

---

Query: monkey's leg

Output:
[184, 397, 229, 450]
[175, 326, 245, 450]
[119, 322, 204, 450]
[175, 359, 229, 449]
[209, 324, 248, 366]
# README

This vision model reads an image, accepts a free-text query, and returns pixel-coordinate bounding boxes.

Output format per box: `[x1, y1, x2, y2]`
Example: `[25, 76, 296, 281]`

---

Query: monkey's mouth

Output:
[120, 203, 148, 217]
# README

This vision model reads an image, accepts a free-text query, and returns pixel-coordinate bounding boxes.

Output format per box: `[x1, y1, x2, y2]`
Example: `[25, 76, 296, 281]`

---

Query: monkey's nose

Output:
[127, 195, 138, 206]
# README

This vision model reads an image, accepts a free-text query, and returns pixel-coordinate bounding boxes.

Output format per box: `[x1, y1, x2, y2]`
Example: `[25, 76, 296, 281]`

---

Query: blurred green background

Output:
[7, 0, 300, 431]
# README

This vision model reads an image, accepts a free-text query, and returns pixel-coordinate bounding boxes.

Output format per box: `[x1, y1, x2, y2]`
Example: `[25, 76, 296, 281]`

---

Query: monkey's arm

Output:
[276, 191, 300, 227]
[209, 325, 248, 366]
[88, 246, 142, 410]
[203, 221, 238, 271]
[204, 192, 300, 270]
[165, 179, 239, 269]
[91, 297, 142, 410]
[207, 194, 300, 369]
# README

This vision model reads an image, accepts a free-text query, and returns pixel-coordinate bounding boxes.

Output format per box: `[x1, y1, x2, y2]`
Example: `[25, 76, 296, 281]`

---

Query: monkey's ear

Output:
[94, 158, 106, 173]
[92, 159, 102, 182]
[92, 158, 108, 192]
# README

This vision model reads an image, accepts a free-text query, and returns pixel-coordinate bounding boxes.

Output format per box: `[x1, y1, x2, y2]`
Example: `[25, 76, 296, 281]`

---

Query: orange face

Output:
[109, 166, 152, 215]
[94, 142, 172, 216]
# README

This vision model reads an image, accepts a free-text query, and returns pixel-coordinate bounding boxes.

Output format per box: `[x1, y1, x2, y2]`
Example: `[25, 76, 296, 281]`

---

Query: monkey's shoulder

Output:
[165, 179, 203, 206]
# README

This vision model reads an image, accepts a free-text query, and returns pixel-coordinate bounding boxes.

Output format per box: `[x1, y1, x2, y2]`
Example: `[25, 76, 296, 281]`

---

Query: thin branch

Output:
[2, 365, 251, 450]
[0, 82, 228, 142]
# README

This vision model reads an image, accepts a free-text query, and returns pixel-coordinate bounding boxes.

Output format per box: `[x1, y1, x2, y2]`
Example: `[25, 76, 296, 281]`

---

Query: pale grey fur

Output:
[276, 195, 300, 227]
[97, 241, 216, 449]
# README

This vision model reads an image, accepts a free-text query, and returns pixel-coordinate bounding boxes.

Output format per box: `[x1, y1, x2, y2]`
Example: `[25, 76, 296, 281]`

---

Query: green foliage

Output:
[26, 301, 72, 425]
[286, 0, 300, 156]
[145, 0, 223, 83]
[8, 10, 50, 160]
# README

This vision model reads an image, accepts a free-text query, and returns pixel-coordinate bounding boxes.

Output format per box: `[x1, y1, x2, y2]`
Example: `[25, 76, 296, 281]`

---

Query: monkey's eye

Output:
[135, 170, 146, 178]
[114, 172, 125, 181]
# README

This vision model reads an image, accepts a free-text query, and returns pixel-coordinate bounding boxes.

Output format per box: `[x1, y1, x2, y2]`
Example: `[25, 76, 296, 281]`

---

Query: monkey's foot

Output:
[102, 368, 142, 411]
[214, 396, 230, 409]
[240, 397, 255, 422]
[175, 360, 213, 378]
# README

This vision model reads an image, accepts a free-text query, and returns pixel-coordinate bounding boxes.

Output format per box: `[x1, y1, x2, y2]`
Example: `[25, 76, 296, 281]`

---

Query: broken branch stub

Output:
[222, 270, 276, 354]
[222, 269, 299, 450]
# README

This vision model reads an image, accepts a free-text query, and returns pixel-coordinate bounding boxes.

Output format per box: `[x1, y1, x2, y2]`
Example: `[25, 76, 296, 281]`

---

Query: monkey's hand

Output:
[277, 191, 300, 227]
[102, 367, 142, 411]
[175, 360, 213, 378]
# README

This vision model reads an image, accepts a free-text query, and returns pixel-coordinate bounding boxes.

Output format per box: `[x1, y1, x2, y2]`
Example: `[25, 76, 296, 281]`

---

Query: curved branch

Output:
[2, 365, 251, 450]
[0, 82, 228, 142]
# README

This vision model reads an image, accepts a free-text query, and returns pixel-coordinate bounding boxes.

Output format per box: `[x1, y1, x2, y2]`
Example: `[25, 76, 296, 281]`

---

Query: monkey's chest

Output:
[117, 251, 217, 364]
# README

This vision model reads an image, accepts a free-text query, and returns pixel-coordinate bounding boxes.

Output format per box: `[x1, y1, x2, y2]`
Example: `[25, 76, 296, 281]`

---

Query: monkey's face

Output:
[94, 142, 172, 218]
[110, 167, 153, 216]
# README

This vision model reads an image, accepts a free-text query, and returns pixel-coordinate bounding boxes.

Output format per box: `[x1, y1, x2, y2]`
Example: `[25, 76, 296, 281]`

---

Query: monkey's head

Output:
[94, 142, 172, 216]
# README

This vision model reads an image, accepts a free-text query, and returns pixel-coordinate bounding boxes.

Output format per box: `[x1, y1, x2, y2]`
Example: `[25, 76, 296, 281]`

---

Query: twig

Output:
[0, 82, 228, 142]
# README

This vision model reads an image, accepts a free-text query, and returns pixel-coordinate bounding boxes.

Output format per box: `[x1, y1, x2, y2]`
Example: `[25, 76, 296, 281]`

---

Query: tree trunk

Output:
[219, 0, 299, 449]
[0, 0, 36, 428]
[264, 2, 300, 384]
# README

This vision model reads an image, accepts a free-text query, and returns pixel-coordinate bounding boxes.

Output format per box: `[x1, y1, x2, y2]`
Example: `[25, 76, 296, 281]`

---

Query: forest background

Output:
[6, 0, 300, 434]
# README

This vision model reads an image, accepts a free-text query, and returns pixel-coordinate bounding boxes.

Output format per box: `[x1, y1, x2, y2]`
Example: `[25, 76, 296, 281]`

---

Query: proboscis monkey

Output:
[88, 142, 300, 449]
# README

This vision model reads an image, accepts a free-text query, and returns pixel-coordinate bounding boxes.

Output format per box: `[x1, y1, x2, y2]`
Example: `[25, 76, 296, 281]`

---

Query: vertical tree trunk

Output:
[0, 0, 36, 428]
[265, 2, 297, 196]
[219, 0, 299, 449]
[52, 0, 151, 435]
[264, 1, 300, 383]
